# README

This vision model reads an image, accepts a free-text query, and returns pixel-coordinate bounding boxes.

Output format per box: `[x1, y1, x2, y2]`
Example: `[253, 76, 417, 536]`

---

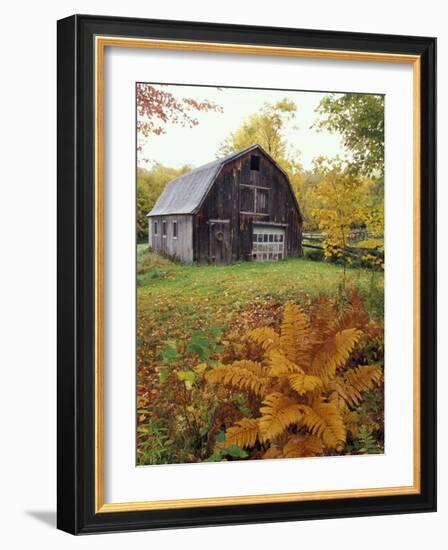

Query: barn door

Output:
[209, 221, 231, 264]
[252, 225, 286, 261]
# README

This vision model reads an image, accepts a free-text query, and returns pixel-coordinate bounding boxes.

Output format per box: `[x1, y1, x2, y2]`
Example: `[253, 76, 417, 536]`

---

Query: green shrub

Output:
[303, 247, 325, 262]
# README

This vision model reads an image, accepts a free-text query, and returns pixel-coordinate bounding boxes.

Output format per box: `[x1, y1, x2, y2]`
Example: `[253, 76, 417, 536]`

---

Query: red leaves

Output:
[136, 84, 223, 148]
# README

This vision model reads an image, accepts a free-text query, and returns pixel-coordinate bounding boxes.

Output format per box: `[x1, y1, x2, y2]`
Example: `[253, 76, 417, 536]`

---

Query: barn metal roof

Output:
[147, 145, 264, 217]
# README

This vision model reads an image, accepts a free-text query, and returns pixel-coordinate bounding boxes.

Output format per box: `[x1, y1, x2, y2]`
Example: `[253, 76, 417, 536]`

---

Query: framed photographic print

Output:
[57, 14, 436, 534]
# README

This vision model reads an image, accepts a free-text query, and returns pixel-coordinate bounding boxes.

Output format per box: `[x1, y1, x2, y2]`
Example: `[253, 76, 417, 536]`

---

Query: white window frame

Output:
[252, 226, 285, 261]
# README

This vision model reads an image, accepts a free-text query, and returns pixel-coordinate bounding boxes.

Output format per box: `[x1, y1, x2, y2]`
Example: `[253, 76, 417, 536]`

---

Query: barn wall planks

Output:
[149, 215, 193, 262]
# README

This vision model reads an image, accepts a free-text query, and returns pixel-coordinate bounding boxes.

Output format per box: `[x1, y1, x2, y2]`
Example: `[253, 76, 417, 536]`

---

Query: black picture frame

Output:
[57, 14, 436, 534]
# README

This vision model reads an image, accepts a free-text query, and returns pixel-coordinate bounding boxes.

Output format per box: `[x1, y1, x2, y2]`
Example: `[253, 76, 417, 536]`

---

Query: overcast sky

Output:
[137, 84, 348, 171]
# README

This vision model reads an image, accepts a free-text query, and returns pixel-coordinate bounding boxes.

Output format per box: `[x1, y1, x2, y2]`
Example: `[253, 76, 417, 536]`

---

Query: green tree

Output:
[315, 93, 384, 178]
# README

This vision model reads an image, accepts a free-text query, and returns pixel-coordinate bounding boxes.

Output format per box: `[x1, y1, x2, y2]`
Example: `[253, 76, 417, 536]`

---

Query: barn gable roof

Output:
[147, 144, 301, 219]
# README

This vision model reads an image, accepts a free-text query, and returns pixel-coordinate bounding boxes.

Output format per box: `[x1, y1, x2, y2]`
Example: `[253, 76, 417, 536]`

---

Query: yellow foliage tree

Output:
[309, 157, 383, 273]
[205, 298, 383, 459]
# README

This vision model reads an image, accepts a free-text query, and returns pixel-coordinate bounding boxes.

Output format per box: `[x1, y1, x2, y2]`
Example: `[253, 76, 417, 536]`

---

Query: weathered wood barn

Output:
[147, 144, 303, 264]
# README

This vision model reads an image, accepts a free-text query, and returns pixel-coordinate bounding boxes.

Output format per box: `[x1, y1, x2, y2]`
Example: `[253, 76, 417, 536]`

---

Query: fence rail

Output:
[303, 229, 383, 241]
[302, 232, 384, 258]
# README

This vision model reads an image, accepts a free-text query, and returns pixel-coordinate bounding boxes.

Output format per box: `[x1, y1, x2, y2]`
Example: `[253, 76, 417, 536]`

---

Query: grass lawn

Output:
[137, 245, 384, 356]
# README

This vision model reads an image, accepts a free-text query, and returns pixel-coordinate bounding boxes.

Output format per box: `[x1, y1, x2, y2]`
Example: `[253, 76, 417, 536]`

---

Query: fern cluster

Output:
[205, 294, 383, 459]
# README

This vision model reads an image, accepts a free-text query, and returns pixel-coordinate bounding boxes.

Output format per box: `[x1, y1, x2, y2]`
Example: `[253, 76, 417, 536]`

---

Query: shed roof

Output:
[146, 144, 301, 218]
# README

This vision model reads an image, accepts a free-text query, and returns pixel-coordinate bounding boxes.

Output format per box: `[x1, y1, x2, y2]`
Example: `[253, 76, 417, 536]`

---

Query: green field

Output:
[137, 245, 384, 353]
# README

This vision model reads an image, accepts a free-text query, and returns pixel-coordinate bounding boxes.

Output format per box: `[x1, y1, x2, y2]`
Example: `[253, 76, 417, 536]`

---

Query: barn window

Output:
[250, 155, 260, 171]
[153, 221, 158, 236]
[173, 221, 178, 239]
[240, 185, 269, 214]
[252, 226, 285, 261]
[162, 221, 167, 237]
[256, 188, 269, 214]
[241, 186, 255, 212]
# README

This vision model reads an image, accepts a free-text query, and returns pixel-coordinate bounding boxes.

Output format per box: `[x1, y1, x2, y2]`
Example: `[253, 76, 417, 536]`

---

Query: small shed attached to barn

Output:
[147, 144, 303, 264]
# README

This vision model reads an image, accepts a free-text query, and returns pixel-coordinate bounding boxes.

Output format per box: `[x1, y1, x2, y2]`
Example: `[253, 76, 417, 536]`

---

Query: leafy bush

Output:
[137, 328, 232, 464]
[303, 247, 325, 262]
[204, 432, 248, 462]
[137, 418, 175, 465]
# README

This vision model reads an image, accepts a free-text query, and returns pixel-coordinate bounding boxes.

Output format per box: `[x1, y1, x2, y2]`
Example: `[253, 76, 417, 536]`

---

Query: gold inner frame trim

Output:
[94, 35, 421, 513]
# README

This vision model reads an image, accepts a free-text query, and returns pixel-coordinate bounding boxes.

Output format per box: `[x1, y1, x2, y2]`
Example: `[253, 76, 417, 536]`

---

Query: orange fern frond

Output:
[299, 399, 346, 450]
[336, 290, 370, 331]
[288, 372, 322, 395]
[249, 327, 280, 352]
[342, 364, 383, 407]
[309, 294, 336, 339]
[343, 410, 361, 438]
[262, 447, 283, 459]
[259, 392, 304, 441]
[205, 361, 268, 397]
[327, 382, 350, 411]
[310, 328, 362, 383]
[221, 418, 260, 449]
[282, 435, 323, 458]
[267, 349, 304, 378]
[280, 302, 312, 367]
